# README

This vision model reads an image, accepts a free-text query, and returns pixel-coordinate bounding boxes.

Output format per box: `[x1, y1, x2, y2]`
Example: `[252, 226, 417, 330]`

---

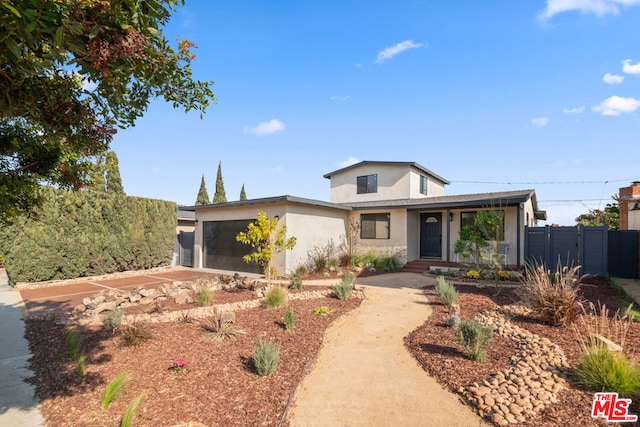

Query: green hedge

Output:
[0, 187, 176, 283]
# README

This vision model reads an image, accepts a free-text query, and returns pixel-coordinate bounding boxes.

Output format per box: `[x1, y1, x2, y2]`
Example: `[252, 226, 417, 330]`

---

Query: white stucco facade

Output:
[186, 161, 545, 276]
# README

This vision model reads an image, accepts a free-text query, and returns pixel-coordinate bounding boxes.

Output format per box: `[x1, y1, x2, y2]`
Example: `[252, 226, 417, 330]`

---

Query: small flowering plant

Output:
[168, 358, 186, 374]
[466, 270, 480, 280]
[498, 271, 510, 281]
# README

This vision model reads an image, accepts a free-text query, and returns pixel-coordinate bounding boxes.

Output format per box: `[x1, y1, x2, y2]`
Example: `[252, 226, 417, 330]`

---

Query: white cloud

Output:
[531, 117, 549, 127]
[622, 59, 640, 75]
[330, 95, 351, 101]
[375, 40, 424, 64]
[592, 95, 640, 116]
[538, 0, 640, 21]
[245, 119, 286, 136]
[603, 73, 624, 84]
[563, 106, 585, 114]
[338, 156, 360, 168]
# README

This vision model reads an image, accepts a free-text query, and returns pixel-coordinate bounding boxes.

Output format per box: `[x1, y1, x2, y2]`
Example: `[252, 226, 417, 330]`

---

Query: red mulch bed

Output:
[25, 291, 361, 426]
[405, 276, 640, 426]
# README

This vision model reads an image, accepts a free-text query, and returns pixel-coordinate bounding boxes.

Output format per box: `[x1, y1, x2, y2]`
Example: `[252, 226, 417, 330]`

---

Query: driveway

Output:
[17, 268, 241, 316]
[287, 272, 488, 427]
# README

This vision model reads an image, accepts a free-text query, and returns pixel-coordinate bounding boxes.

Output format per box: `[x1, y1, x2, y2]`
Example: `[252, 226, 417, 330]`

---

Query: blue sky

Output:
[111, 0, 640, 225]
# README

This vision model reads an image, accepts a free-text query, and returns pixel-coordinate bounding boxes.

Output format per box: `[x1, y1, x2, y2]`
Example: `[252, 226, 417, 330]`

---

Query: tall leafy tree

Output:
[239, 183, 247, 201]
[576, 196, 619, 230]
[213, 161, 227, 204]
[105, 151, 124, 195]
[195, 175, 210, 206]
[1, 0, 216, 221]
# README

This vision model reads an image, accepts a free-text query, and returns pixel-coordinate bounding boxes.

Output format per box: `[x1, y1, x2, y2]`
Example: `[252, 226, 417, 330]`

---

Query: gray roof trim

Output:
[322, 161, 450, 184]
[177, 209, 196, 221]
[344, 190, 536, 211]
[181, 195, 351, 212]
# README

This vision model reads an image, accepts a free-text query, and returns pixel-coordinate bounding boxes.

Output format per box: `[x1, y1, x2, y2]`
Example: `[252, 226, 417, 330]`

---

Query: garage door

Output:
[202, 220, 262, 274]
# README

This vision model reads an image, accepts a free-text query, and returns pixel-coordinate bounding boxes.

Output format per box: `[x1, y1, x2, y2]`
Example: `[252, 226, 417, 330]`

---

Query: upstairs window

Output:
[420, 176, 428, 195]
[361, 213, 390, 239]
[357, 174, 377, 194]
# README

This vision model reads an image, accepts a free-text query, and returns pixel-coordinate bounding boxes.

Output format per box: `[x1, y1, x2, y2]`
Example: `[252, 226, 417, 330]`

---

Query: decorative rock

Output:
[74, 304, 86, 313]
[484, 395, 495, 407]
[139, 288, 150, 297]
[94, 301, 117, 313]
[138, 297, 154, 305]
[476, 386, 491, 397]
[492, 413, 508, 426]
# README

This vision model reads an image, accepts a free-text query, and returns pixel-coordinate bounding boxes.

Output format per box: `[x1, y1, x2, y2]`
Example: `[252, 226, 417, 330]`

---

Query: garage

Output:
[202, 220, 262, 273]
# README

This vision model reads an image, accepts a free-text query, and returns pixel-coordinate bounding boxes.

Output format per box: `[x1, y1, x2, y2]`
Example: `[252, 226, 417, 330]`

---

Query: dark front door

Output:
[420, 213, 442, 258]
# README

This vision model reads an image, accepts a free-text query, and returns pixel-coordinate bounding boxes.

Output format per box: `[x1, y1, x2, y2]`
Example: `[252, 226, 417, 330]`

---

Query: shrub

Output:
[201, 309, 246, 341]
[341, 271, 356, 286]
[102, 373, 131, 409]
[328, 257, 340, 271]
[101, 309, 123, 333]
[122, 321, 153, 348]
[294, 265, 308, 278]
[290, 274, 303, 290]
[264, 286, 288, 308]
[66, 330, 84, 360]
[0, 187, 176, 283]
[375, 255, 402, 272]
[434, 276, 458, 307]
[354, 251, 378, 268]
[252, 338, 280, 377]
[284, 307, 295, 331]
[333, 282, 354, 301]
[314, 306, 332, 316]
[195, 284, 213, 307]
[466, 270, 480, 280]
[121, 394, 145, 427]
[455, 321, 493, 362]
[521, 262, 582, 326]
[76, 353, 86, 377]
[573, 347, 640, 397]
[306, 242, 337, 273]
[498, 271, 510, 281]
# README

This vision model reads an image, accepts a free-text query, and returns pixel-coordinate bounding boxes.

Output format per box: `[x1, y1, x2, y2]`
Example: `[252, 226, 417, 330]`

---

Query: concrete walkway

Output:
[287, 273, 488, 427]
[615, 278, 640, 307]
[0, 272, 44, 426]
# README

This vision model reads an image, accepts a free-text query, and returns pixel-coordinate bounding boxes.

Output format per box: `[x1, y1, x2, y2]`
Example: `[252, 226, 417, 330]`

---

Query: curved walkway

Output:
[287, 273, 488, 427]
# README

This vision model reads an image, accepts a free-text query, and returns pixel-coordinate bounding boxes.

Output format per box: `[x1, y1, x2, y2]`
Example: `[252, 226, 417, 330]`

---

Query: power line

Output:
[451, 179, 633, 185]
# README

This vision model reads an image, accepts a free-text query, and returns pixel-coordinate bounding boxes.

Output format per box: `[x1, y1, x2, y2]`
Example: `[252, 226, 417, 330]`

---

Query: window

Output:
[460, 210, 505, 241]
[361, 213, 390, 239]
[420, 176, 428, 195]
[357, 174, 377, 194]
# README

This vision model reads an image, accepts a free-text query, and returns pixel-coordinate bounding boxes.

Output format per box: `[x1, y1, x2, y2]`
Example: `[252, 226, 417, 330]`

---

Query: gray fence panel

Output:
[608, 230, 639, 279]
[525, 225, 610, 276]
[179, 231, 195, 267]
[581, 226, 608, 276]
[549, 226, 579, 271]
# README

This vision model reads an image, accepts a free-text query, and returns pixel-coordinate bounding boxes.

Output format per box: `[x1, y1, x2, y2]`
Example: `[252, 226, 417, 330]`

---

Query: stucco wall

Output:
[348, 209, 408, 262]
[193, 202, 349, 276]
[329, 164, 447, 203]
[283, 204, 349, 273]
[629, 210, 640, 231]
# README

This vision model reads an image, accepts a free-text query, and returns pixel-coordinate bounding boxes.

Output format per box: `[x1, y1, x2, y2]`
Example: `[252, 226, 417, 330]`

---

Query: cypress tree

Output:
[89, 155, 107, 192]
[195, 175, 210, 205]
[239, 183, 247, 201]
[213, 161, 227, 204]
[105, 151, 125, 195]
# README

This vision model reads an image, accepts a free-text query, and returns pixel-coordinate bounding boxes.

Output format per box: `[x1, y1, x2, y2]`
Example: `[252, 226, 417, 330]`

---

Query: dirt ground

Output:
[287, 273, 488, 427]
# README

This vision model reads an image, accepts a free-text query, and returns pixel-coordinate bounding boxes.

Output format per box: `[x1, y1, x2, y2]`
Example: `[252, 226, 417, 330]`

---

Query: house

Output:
[184, 161, 546, 275]
[619, 181, 640, 231]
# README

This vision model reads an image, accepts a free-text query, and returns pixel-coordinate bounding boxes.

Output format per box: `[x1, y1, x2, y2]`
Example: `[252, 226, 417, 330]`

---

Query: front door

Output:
[420, 213, 442, 258]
